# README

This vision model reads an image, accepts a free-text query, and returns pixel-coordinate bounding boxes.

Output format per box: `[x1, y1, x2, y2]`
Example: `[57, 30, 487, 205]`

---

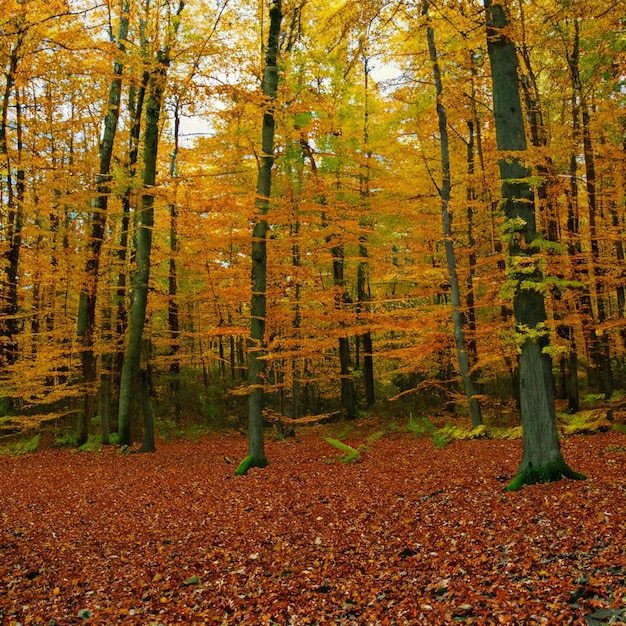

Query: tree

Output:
[423, 0, 482, 428]
[235, 0, 283, 475]
[117, 0, 185, 449]
[484, 0, 585, 490]
[76, 0, 130, 446]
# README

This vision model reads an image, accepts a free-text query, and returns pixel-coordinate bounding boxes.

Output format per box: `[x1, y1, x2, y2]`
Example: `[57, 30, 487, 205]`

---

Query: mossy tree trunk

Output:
[118, 1, 184, 446]
[117, 62, 164, 446]
[484, 0, 585, 490]
[76, 3, 129, 445]
[236, 0, 283, 476]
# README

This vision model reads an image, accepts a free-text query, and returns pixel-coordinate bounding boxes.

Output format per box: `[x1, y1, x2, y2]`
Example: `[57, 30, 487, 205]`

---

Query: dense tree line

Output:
[0, 0, 624, 486]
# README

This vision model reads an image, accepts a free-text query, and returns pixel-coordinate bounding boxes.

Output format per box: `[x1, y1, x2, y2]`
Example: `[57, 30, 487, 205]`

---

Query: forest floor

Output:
[1, 426, 625, 625]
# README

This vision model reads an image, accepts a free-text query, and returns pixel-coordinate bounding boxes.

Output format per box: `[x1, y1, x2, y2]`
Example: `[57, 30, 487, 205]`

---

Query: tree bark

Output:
[565, 19, 613, 399]
[118, 1, 184, 444]
[117, 61, 164, 445]
[76, 3, 129, 445]
[484, 0, 584, 490]
[235, 0, 283, 475]
[0, 36, 23, 369]
[168, 99, 182, 422]
[425, 3, 482, 428]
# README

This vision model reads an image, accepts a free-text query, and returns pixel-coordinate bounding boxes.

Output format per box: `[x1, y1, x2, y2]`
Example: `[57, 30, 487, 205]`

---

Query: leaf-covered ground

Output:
[1, 429, 625, 625]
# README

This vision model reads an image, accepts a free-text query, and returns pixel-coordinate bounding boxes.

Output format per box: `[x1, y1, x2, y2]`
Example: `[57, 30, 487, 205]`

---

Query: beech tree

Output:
[484, 0, 585, 490]
[118, 0, 185, 449]
[423, 0, 482, 428]
[76, 0, 130, 446]
[236, 0, 283, 475]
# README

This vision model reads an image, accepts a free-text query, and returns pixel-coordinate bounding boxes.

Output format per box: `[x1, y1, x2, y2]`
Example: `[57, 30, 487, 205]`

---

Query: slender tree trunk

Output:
[168, 100, 182, 422]
[357, 55, 375, 408]
[291, 209, 302, 418]
[235, 0, 282, 475]
[114, 75, 147, 384]
[484, 0, 584, 490]
[76, 4, 129, 445]
[465, 119, 479, 367]
[332, 242, 358, 419]
[581, 103, 612, 397]
[425, 3, 482, 427]
[566, 19, 612, 399]
[0, 39, 22, 369]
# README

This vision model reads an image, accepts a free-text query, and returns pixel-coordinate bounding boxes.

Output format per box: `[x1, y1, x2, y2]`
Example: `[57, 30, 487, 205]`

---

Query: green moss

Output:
[55, 431, 79, 448]
[559, 409, 612, 435]
[439, 423, 490, 442]
[234, 455, 269, 476]
[78, 435, 103, 453]
[507, 457, 586, 491]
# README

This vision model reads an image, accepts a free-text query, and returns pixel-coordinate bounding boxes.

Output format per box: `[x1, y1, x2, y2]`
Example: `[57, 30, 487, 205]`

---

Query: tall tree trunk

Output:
[118, 1, 184, 446]
[357, 54, 375, 408]
[117, 64, 163, 446]
[566, 19, 612, 399]
[465, 119, 479, 368]
[235, 0, 282, 475]
[518, 9, 580, 412]
[168, 99, 182, 422]
[425, 3, 482, 428]
[76, 4, 129, 445]
[0, 39, 23, 369]
[484, 0, 584, 490]
[114, 74, 147, 388]
[332, 242, 358, 419]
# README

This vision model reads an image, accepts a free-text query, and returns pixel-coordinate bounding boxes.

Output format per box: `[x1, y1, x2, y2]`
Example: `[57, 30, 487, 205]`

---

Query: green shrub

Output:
[55, 431, 79, 448]
[14, 433, 41, 455]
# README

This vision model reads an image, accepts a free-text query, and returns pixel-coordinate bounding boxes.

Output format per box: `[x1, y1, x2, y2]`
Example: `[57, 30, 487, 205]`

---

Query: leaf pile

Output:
[1, 431, 625, 624]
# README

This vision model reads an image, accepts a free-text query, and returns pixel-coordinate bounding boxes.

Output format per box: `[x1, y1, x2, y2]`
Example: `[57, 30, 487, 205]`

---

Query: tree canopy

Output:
[0, 0, 624, 483]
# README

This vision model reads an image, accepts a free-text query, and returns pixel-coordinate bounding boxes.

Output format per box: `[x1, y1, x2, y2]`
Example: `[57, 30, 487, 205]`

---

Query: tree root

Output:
[234, 455, 269, 476]
[507, 457, 586, 491]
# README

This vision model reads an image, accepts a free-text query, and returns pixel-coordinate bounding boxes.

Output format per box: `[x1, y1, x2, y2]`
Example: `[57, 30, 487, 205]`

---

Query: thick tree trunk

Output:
[485, 0, 584, 490]
[235, 0, 282, 475]
[425, 4, 482, 428]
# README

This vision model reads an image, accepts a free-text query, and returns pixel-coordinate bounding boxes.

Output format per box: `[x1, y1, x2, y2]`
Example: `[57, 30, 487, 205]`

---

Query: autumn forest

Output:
[2, 0, 626, 622]
[1, 0, 626, 463]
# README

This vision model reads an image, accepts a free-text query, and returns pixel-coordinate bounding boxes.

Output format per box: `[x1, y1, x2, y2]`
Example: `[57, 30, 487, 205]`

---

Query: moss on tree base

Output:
[507, 457, 586, 491]
[234, 455, 269, 476]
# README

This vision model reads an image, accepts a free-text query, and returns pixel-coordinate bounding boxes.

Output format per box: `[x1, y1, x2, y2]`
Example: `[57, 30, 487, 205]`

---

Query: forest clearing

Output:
[1, 426, 625, 625]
